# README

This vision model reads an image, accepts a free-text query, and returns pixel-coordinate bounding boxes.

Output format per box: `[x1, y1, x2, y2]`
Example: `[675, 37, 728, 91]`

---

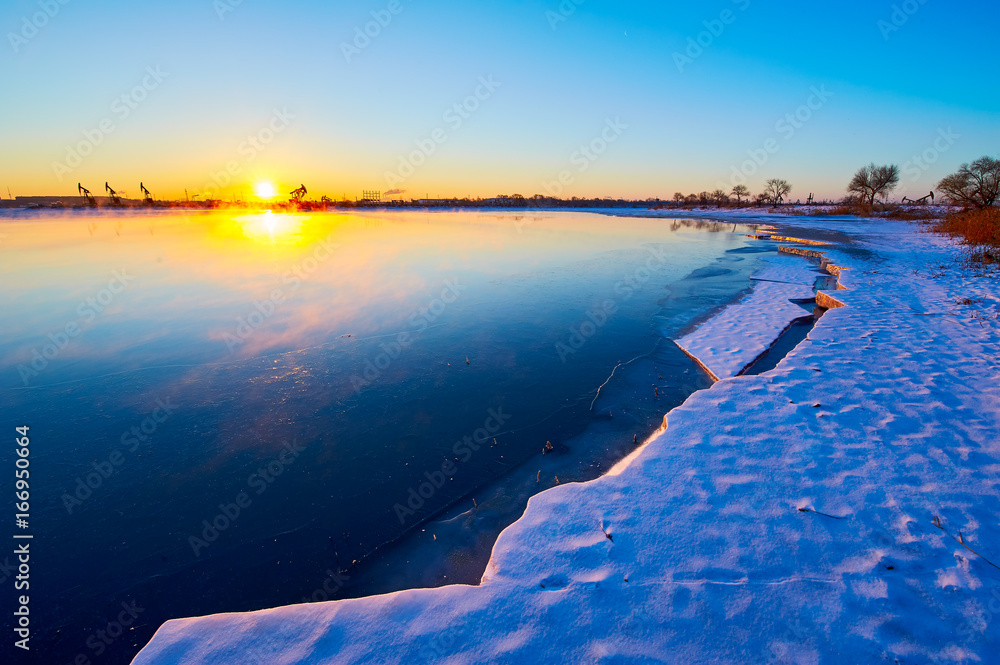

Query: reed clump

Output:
[933, 207, 1000, 265]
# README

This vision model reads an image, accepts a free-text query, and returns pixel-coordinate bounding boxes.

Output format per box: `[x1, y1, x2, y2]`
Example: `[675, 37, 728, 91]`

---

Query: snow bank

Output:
[674, 253, 822, 380]
[133, 216, 1000, 664]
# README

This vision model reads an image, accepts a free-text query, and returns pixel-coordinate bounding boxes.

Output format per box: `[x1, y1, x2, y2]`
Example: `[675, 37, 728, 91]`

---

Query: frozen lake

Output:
[1, 208, 775, 664]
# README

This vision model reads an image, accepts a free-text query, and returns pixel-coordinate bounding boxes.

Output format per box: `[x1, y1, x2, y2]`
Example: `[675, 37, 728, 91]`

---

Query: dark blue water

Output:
[0, 209, 771, 664]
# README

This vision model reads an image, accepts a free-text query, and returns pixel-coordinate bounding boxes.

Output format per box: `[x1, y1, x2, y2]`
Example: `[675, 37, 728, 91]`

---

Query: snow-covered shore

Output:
[674, 251, 823, 381]
[133, 214, 1000, 664]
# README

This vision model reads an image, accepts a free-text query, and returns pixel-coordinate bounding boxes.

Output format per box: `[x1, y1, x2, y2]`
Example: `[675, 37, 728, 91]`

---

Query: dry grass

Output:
[782, 205, 854, 216]
[881, 206, 940, 221]
[806, 205, 856, 216]
[933, 207, 1000, 265]
[787, 203, 938, 219]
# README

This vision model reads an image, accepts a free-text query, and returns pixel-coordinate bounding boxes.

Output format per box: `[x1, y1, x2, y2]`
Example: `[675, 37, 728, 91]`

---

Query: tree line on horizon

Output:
[670, 156, 999, 210]
[10, 156, 995, 213]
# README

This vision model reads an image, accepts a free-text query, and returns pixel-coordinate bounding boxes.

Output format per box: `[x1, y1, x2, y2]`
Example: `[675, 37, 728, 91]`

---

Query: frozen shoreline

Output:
[133, 213, 1000, 664]
[674, 251, 824, 381]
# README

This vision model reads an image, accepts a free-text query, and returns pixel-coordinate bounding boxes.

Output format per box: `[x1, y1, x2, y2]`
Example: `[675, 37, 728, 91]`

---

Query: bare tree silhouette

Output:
[763, 179, 792, 206]
[847, 163, 900, 205]
[937, 157, 1000, 209]
[731, 185, 750, 206]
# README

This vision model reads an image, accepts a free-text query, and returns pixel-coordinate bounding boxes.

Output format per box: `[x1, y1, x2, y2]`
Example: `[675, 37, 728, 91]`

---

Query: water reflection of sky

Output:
[1, 210, 746, 385]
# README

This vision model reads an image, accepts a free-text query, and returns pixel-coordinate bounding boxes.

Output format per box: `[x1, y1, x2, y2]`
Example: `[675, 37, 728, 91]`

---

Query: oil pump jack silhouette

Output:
[105, 182, 123, 206]
[901, 191, 935, 205]
[78, 183, 96, 207]
[289, 184, 307, 204]
[140, 182, 154, 206]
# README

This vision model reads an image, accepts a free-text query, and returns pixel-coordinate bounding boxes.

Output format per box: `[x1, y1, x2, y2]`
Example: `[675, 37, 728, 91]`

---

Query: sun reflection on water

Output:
[237, 211, 306, 244]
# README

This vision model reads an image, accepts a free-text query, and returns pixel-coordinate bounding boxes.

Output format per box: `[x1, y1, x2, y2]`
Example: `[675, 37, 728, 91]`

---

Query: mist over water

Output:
[1, 209, 772, 664]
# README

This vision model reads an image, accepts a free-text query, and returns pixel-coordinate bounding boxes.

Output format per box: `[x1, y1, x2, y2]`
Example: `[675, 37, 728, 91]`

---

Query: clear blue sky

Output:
[2, 0, 997, 201]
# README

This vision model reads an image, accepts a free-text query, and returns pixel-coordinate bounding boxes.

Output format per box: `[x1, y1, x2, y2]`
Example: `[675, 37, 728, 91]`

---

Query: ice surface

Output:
[133, 215, 1000, 664]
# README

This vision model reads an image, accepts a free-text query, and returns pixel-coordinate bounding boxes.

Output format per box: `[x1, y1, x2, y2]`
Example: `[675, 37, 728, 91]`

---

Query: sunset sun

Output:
[254, 182, 277, 199]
